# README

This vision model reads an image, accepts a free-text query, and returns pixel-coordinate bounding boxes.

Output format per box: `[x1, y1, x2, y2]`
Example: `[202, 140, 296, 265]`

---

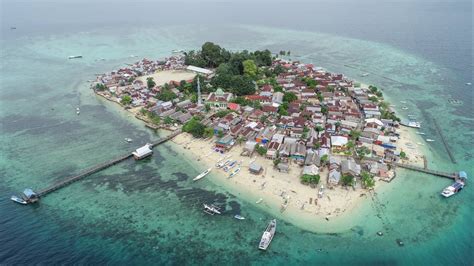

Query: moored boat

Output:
[229, 167, 240, 178]
[400, 120, 421, 128]
[441, 180, 465, 198]
[10, 195, 27, 205]
[203, 203, 221, 215]
[193, 168, 212, 181]
[426, 139, 435, 142]
[259, 219, 276, 250]
[234, 214, 245, 220]
[68, 55, 82, 59]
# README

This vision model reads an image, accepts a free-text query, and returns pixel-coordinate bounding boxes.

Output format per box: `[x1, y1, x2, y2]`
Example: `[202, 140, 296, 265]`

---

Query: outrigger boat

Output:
[203, 203, 221, 215]
[224, 161, 237, 172]
[416, 132, 426, 135]
[426, 139, 435, 142]
[10, 195, 27, 205]
[193, 168, 212, 181]
[228, 167, 240, 178]
[258, 219, 277, 250]
[217, 159, 231, 169]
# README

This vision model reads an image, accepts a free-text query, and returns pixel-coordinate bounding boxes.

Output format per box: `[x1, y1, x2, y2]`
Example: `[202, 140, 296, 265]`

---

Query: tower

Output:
[197, 76, 202, 106]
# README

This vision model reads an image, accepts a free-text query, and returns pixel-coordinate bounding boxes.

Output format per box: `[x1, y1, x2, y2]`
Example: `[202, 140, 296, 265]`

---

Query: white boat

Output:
[361, 73, 369, 77]
[256, 198, 263, 204]
[401, 121, 421, 128]
[11, 195, 27, 205]
[229, 167, 240, 178]
[124, 138, 133, 143]
[68, 55, 82, 59]
[259, 219, 277, 250]
[416, 132, 426, 135]
[234, 214, 245, 220]
[76, 111, 80, 115]
[193, 168, 212, 181]
[203, 203, 221, 215]
[441, 181, 464, 198]
[318, 185, 324, 198]
[466, 82, 472, 86]
[426, 139, 435, 142]
[217, 159, 231, 169]
[401, 106, 409, 110]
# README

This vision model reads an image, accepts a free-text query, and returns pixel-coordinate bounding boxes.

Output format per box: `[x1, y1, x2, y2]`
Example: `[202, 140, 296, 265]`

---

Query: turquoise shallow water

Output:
[0, 23, 472, 265]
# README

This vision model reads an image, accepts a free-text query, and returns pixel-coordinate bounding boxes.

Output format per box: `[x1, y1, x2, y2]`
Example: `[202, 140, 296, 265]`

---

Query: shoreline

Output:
[170, 132, 390, 233]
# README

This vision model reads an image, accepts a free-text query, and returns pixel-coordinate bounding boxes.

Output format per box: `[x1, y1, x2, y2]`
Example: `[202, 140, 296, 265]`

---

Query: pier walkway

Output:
[394, 163, 458, 179]
[34, 130, 181, 198]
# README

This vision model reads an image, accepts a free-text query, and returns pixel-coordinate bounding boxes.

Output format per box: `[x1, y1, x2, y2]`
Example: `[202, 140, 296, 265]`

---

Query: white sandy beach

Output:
[171, 133, 393, 232]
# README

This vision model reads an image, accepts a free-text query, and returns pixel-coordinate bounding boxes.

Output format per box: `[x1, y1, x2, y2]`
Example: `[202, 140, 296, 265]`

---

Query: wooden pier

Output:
[394, 163, 458, 179]
[430, 116, 457, 164]
[30, 131, 181, 199]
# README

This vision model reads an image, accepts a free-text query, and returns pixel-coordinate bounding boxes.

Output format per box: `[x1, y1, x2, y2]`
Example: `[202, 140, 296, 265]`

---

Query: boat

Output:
[224, 161, 237, 172]
[258, 219, 277, 250]
[124, 138, 133, 143]
[234, 214, 245, 220]
[441, 180, 465, 198]
[172, 49, 185, 54]
[318, 185, 324, 198]
[426, 139, 435, 142]
[217, 159, 231, 168]
[193, 168, 212, 181]
[10, 27, 17, 30]
[466, 82, 472, 86]
[68, 55, 83, 59]
[10, 195, 27, 205]
[401, 106, 409, 110]
[256, 198, 263, 204]
[361, 73, 369, 77]
[229, 167, 240, 178]
[400, 120, 421, 128]
[416, 132, 425, 135]
[203, 203, 221, 215]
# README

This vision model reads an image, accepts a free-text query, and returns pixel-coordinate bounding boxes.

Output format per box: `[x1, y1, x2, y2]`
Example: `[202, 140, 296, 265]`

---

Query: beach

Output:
[170, 132, 395, 232]
[137, 70, 196, 86]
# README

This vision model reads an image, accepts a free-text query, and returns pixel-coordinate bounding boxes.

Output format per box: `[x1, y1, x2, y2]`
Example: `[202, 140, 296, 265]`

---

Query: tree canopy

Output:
[146, 77, 156, 89]
[283, 92, 298, 103]
[243, 59, 257, 77]
[300, 174, 320, 185]
[182, 117, 206, 138]
[121, 95, 132, 105]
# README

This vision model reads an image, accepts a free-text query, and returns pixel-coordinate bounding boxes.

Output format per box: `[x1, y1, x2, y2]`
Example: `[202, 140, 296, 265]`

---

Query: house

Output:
[266, 141, 281, 159]
[132, 144, 153, 160]
[272, 92, 284, 104]
[331, 136, 348, 151]
[277, 162, 289, 173]
[328, 169, 341, 185]
[249, 162, 263, 174]
[302, 164, 319, 175]
[207, 88, 233, 109]
[227, 102, 241, 111]
[341, 158, 361, 176]
[215, 135, 235, 151]
[186, 65, 213, 76]
[244, 140, 257, 155]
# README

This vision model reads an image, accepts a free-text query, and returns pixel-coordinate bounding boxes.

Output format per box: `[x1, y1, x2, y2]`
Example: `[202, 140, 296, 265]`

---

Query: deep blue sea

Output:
[1, 1, 472, 265]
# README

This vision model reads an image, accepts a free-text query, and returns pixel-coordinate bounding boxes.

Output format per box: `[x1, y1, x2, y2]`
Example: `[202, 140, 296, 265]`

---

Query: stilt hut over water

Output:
[22, 189, 39, 203]
[132, 143, 153, 160]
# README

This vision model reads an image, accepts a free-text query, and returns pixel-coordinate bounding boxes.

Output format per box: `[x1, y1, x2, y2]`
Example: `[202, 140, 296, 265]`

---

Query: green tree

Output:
[283, 92, 298, 103]
[300, 174, 320, 185]
[341, 174, 354, 186]
[147, 77, 156, 89]
[256, 145, 267, 156]
[243, 59, 257, 77]
[349, 130, 361, 141]
[217, 130, 224, 138]
[164, 116, 174, 125]
[400, 151, 407, 159]
[320, 154, 329, 165]
[157, 89, 177, 101]
[314, 125, 324, 134]
[182, 117, 206, 138]
[215, 110, 231, 118]
[273, 157, 281, 167]
[321, 105, 328, 115]
[204, 127, 214, 138]
[361, 171, 375, 189]
[121, 95, 132, 105]
[95, 83, 107, 91]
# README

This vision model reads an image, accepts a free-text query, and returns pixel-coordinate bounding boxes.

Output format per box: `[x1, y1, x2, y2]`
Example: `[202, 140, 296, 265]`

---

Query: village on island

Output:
[10, 42, 467, 241]
[88, 42, 446, 222]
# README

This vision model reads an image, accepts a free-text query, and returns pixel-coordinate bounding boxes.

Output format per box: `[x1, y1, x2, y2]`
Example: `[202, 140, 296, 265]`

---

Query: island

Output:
[92, 42, 428, 229]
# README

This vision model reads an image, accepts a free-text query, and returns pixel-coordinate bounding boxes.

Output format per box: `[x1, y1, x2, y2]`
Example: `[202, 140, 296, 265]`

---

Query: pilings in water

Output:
[27, 131, 182, 200]
[431, 116, 457, 164]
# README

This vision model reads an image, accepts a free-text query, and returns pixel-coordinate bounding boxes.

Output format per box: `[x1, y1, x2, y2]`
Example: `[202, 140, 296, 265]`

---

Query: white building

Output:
[132, 144, 153, 160]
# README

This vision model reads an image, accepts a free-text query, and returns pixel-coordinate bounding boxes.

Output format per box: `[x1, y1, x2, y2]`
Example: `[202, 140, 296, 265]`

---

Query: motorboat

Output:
[234, 214, 245, 220]
[193, 168, 212, 181]
[441, 181, 465, 198]
[11, 195, 27, 205]
[258, 219, 276, 250]
[68, 55, 82, 59]
[426, 139, 435, 142]
[124, 138, 133, 143]
[318, 185, 324, 198]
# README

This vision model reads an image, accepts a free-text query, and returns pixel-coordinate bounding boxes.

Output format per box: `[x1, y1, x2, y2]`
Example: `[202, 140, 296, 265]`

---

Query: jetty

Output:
[17, 130, 182, 203]
[431, 116, 457, 164]
[395, 163, 459, 180]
